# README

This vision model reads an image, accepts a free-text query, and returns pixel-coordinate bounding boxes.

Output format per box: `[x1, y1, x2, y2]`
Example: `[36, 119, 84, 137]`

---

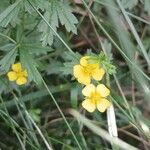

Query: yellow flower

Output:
[7, 63, 28, 85]
[73, 56, 105, 85]
[82, 84, 111, 112]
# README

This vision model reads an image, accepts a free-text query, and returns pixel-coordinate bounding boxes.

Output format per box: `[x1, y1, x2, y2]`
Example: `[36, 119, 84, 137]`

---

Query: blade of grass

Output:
[116, 0, 150, 67]
[12, 93, 53, 150]
[81, 0, 150, 82]
[69, 109, 139, 150]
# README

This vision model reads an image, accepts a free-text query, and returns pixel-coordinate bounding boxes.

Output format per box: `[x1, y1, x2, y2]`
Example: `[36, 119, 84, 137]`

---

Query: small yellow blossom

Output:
[7, 63, 28, 85]
[82, 84, 111, 112]
[73, 56, 105, 85]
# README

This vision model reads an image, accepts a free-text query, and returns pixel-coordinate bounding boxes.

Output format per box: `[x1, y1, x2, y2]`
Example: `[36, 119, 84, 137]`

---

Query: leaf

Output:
[60, 51, 81, 75]
[70, 84, 78, 108]
[46, 60, 63, 75]
[56, 1, 78, 34]
[20, 48, 42, 86]
[120, 0, 138, 10]
[102, 40, 113, 60]
[0, 0, 22, 27]
[144, 0, 150, 15]
[0, 47, 18, 71]
[38, 0, 78, 46]
[21, 43, 54, 54]
[24, 0, 49, 13]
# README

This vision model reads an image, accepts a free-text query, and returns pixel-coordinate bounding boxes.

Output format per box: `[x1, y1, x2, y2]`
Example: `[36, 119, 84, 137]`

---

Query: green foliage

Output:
[0, 0, 150, 149]
[120, 0, 138, 9]
[0, 47, 18, 71]
[29, 108, 41, 122]
[144, 0, 150, 15]
[38, 0, 78, 46]
[89, 52, 116, 75]
[20, 48, 42, 86]
[0, 0, 22, 27]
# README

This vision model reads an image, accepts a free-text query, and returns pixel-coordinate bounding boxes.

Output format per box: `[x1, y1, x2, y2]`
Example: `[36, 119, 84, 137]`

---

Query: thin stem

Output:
[81, 0, 150, 81]
[42, 79, 82, 150]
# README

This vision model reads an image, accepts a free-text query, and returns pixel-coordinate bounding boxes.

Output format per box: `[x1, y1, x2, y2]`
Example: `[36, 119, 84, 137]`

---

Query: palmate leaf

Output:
[24, 0, 49, 13]
[0, 47, 18, 71]
[20, 48, 42, 86]
[0, 0, 22, 27]
[38, 0, 78, 46]
[21, 43, 54, 54]
[56, 1, 78, 34]
[38, 2, 59, 46]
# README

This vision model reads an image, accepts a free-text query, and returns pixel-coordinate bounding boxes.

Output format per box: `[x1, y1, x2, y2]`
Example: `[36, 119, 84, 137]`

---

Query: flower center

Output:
[17, 71, 25, 78]
[90, 92, 101, 104]
[83, 64, 98, 75]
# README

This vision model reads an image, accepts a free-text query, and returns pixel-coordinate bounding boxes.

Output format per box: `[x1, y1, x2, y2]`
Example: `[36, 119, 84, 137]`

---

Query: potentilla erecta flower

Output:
[82, 84, 111, 112]
[73, 56, 105, 85]
[7, 62, 28, 85]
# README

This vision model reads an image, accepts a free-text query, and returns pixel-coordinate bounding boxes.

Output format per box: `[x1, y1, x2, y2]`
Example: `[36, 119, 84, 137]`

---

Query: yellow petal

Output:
[73, 65, 84, 78]
[96, 84, 110, 97]
[97, 98, 111, 112]
[82, 84, 95, 97]
[80, 56, 90, 66]
[92, 68, 105, 81]
[7, 71, 17, 81]
[16, 77, 27, 85]
[12, 63, 22, 72]
[77, 74, 91, 85]
[82, 99, 96, 112]
[23, 70, 28, 77]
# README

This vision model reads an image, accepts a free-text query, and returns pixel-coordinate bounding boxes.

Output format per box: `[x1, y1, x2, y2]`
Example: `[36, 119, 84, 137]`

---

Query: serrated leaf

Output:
[38, 1, 78, 46]
[20, 48, 42, 86]
[0, 47, 18, 71]
[21, 43, 54, 54]
[24, 0, 49, 13]
[0, 43, 15, 51]
[38, 2, 58, 46]
[0, 0, 22, 27]
[56, 1, 78, 34]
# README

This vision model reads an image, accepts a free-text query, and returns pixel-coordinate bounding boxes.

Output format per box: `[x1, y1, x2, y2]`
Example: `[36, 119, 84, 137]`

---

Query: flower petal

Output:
[92, 68, 105, 81]
[73, 65, 84, 78]
[16, 77, 27, 85]
[80, 56, 89, 66]
[82, 84, 95, 97]
[82, 99, 96, 112]
[97, 98, 111, 112]
[23, 70, 28, 77]
[7, 71, 17, 81]
[12, 63, 22, 72]
[96, 84, 110, 97]
[77, 74, 91, 85]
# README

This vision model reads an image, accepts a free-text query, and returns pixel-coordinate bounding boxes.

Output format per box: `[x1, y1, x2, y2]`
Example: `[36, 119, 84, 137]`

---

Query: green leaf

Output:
[24, 0, 49, 13]
[38, 0, 78, 46]
[21, 43, 54, 54]
[61, 51, 81, 75]
[38, 2, 59, 46]
[0, 47, 18, 71]
[56, 1, 78, 34]
[70, 84, 78, 108]
[144, 0, 150, 15]
[29, 108, 41, 123]
[20, 48, 42, 86]
[120, 0, 138, 10]
[0, 0, 22, 27]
